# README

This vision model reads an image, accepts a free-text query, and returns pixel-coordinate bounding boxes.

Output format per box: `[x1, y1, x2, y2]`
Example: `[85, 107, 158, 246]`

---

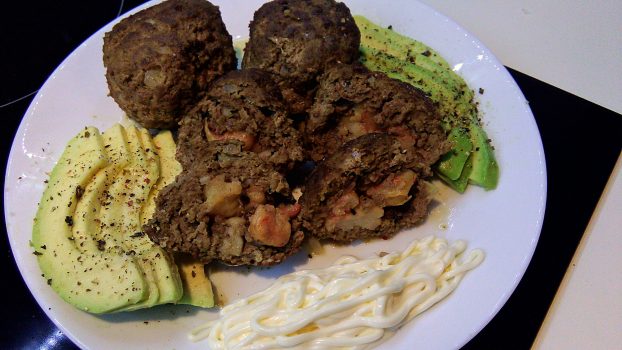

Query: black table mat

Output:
[1, 1, 621, 349]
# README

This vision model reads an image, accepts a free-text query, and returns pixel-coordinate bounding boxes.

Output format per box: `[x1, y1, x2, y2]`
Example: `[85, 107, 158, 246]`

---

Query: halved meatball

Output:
[144, 141, 304, 266]
[176, 69, 304, 170]
[297, 133, 431, 242]
[242, 0, 360, 113]
[103, 0, 237, 129]
[306, 63, 448, 176]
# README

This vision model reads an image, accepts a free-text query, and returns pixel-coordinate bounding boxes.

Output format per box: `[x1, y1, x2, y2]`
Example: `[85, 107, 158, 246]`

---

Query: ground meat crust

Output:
[306, 63, 448, 175]
[103, 0, 237, 129]
[242, 0, 360, 113]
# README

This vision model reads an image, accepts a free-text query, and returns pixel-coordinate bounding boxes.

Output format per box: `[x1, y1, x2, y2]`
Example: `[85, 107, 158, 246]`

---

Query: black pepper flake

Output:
[144, 321, 149, 325]
[387, 24, 393, 30]
[47, 279, 52, 285]
[97, 240, 106, 251]
[191, 270, 196, 278]
[40, 245, 47, 250]
[84, 131, 90, 138]
[126, 250, 136, 256]
[33, 251, 43, 256]
[76, 186, 84, 199]
[479, 87, 485, 94]
[65, 216, 73, 226]
[422, 50, 431, 57]
[130, 232, 144, 238]
[308, 254, 313, 259]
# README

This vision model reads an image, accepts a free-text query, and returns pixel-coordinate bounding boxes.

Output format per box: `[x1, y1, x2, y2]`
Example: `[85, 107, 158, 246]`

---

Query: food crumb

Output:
[478, 88, 485, 94]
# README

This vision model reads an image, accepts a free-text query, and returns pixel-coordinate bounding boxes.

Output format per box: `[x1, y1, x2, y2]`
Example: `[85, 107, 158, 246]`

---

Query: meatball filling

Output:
[324, 171, 417, 233]
[145, 141, 304, 266]
[297, 133, 433, 243]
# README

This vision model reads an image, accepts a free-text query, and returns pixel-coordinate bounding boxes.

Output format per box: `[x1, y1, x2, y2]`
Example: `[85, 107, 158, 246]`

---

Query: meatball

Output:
[103, 0, 237, 129]
[306, 63, 448, 176]
[144, 141, 304, 266]
[175, 69, 304, 170]
[297, 133, 431, 242]
[242, 0, 360, 114]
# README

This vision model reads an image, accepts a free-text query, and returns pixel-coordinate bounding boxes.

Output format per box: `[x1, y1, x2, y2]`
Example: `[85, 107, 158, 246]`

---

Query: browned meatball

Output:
[306, 63, 448, 177]
[297, 133, 431, 243]
[144, 141, 304, 266]
[175, 69, 304, 170]
[242, 0, 360, 114]
[103, 0, 237, 129]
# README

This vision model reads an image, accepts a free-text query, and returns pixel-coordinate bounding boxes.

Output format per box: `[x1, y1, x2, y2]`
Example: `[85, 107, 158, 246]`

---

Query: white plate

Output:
[4, 0, 546, 349]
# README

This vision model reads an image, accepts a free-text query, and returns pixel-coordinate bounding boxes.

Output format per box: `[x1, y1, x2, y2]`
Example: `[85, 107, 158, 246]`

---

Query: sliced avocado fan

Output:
[32, 125, 185, 313]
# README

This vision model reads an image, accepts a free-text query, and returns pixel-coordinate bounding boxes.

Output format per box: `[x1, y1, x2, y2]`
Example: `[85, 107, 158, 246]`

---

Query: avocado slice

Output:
[356, 16, 468, 94]
[468, 122, 499, 190]
[32, 127, 148, 313]
[99, 125, 162, 310]
[436, 127, 473, 180]
[141, 130, 215, 308]
[100, 125, 186, 311]
[437, 152, 474, 193]
[176, 255, 215, 308]
[140, 130, 181, 225]
[356, 16, 449, 65]
[136, 128, 183, 305]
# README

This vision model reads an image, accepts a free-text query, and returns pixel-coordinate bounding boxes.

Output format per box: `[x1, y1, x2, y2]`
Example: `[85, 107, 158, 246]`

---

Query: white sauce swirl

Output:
[190, 236, 484, 349]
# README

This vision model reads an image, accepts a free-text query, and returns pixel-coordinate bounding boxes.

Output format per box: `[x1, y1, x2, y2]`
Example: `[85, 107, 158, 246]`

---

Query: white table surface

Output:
[419, 0, 622, 115]
[418, 0, 622, 348]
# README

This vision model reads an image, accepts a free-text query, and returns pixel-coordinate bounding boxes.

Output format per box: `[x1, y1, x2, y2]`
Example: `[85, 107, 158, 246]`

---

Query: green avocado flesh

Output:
[355, 16, 499, 191]
[32, 125, 184, 313]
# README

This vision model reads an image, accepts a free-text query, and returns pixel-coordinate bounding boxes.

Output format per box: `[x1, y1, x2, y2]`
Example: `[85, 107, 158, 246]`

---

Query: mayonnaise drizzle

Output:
[190, 236, 484, 350]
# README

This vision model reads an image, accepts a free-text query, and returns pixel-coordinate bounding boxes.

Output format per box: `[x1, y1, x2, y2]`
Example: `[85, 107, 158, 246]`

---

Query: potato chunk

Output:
[326, 190, 384, 232]
[220, 217, 246, 257]
[326, 204, 384, 232]
[338, 108, 379, 138]
[203, 174, 242, 217]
